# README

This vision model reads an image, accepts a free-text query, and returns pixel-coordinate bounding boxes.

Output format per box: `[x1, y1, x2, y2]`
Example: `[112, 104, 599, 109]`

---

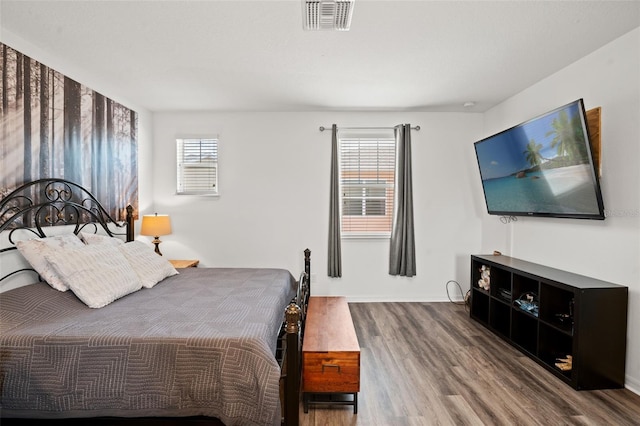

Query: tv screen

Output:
[474, 99, 605, 220]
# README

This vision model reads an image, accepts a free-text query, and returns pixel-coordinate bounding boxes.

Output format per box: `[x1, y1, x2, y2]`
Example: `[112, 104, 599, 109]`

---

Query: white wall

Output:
[481, 28, 640, 392]
[151, 111, 484, 302]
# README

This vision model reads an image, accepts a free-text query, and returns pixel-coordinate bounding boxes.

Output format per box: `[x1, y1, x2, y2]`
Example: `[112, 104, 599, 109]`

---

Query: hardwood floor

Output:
[300, 302, 640, 426]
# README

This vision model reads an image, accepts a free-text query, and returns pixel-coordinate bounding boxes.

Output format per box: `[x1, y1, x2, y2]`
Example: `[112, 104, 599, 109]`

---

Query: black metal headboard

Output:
[0, 178, 134, 256]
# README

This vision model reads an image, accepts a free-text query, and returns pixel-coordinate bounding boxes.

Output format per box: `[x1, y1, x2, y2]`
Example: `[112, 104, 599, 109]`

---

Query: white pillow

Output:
[45, 244, 142, 308]
[118, 241, 179, 288]
[15, 234, 85, 291]
[80, 232, 124, 246]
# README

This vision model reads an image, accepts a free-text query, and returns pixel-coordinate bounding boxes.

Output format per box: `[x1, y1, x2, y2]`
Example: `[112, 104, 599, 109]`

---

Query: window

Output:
[176, 138, 218, 195]
[340, 131, 396, 236]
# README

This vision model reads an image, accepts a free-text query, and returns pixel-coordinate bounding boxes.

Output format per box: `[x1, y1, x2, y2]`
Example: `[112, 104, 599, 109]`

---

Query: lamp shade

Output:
[140, 214, 172, 237]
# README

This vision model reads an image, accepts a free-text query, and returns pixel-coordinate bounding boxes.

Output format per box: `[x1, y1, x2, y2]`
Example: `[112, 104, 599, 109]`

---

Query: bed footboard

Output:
[282, 248, 311, 426]
[284, 303, 301, 426]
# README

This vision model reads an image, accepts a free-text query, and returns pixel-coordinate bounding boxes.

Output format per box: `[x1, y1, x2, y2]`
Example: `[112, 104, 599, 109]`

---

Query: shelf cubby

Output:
[489, 266, 512, 301]
[539, 324, 573, 380]
[470, 290, 489, 323]
[539, 283, 574, 334]
[469, 254, 627, 390]
[512, 274, 539, 300]
[489, 300, 511, 338]
[512, 310, 538, 355]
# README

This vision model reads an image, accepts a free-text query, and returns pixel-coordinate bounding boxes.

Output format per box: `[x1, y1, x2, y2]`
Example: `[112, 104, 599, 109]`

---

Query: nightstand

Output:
[169, 259, 199, 268]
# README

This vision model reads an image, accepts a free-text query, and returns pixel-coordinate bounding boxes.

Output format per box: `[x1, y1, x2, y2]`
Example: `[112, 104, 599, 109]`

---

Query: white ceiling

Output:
[1, 0, 639, 113]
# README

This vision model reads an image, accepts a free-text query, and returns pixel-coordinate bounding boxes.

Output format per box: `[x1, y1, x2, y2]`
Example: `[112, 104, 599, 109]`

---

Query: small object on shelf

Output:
[555, 313, 572, 323]
[498, 288, 512, 301]
[569, 297, 574, 317]
[478, 265, 491, 290]
[514, 291, 539, 317]
[555, 355, 573, 371]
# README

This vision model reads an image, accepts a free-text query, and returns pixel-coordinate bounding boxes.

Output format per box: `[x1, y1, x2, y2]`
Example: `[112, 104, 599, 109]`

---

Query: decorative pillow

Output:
[15, 234, 85, 291]
[118, 241, 179, 288]
[80, 232, 125, 246]
[45, 244, 142, 308]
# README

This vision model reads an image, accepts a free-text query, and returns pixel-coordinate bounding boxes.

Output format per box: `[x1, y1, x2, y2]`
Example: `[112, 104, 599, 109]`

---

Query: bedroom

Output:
[1, 0, 639, 424]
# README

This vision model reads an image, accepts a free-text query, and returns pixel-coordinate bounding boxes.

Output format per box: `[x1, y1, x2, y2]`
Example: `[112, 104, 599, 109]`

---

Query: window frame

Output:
[176, 137, 219, 196]
[339, 130, 396, 239]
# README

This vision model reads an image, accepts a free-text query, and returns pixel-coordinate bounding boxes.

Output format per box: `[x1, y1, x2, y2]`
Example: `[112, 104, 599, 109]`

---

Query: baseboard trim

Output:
[625, 376, 640, 396]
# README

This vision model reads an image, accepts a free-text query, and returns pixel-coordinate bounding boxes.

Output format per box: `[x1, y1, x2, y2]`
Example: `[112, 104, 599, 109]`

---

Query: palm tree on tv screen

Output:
[523, 139, 544, 168]
[545, 109, 588, 166]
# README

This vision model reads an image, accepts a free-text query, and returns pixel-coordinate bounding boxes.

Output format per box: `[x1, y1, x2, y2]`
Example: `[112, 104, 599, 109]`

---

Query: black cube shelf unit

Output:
[470, 254, 628, 390]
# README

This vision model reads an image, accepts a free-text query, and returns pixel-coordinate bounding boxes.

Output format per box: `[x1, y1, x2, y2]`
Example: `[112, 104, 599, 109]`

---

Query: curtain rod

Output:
[319, 125, 420, 132]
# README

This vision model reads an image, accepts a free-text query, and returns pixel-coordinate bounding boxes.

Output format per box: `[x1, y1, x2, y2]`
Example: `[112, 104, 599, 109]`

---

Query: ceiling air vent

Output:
[303, 0, 355, 31]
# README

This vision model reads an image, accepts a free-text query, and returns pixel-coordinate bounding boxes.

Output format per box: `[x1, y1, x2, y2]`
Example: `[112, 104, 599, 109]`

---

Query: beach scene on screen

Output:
[475, 102, 601, 215]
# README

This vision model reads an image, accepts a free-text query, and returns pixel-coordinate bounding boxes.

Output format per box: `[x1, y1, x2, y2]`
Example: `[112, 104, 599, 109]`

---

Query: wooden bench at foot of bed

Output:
[302, 296, 360, 414]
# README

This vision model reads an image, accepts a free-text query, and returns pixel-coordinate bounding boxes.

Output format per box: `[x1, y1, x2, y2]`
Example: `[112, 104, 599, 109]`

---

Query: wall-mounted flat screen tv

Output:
[474, 99, 605, 220]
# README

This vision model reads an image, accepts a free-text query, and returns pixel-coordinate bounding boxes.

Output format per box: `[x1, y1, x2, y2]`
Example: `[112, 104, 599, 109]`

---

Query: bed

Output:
[0, 179, 310, 426]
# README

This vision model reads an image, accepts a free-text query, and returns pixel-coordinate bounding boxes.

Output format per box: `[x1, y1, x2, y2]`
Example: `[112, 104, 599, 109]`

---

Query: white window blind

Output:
[176, 138, 218, 195]
[340, 132, 396, 236]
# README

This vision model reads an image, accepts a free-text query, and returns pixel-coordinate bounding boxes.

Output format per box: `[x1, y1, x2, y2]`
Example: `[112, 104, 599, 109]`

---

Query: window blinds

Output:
[339, 133, 396, 235]
[176, 138, 218, 195]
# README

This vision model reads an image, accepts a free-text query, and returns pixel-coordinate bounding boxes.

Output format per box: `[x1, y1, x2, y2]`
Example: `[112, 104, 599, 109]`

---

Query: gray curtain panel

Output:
[389, 124, 416, 277]
[328, 124, 342, 277]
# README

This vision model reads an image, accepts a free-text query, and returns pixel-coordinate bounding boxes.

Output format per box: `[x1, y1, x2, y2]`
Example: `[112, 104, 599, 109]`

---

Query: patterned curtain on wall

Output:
[0, 43, 138, 222]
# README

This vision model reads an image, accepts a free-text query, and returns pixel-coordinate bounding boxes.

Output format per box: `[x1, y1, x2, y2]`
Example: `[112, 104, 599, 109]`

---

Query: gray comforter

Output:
[0, 267, 297, 426]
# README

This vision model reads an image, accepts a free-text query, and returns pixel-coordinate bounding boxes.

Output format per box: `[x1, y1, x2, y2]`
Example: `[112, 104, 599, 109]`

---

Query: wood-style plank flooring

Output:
[300, 302, 640, 426]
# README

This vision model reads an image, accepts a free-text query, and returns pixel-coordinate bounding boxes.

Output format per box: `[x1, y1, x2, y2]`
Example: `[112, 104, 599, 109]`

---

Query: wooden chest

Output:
[302, 296, 360, 394]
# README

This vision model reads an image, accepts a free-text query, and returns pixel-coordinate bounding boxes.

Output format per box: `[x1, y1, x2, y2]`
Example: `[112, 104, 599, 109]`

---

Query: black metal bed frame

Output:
[0, 178, 133, 283]
[0, 178, 309, 426]
[0, 178, 133, 241]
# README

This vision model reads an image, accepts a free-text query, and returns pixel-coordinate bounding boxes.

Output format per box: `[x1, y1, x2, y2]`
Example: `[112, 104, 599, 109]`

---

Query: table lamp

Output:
[140, 213, 172, 255]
